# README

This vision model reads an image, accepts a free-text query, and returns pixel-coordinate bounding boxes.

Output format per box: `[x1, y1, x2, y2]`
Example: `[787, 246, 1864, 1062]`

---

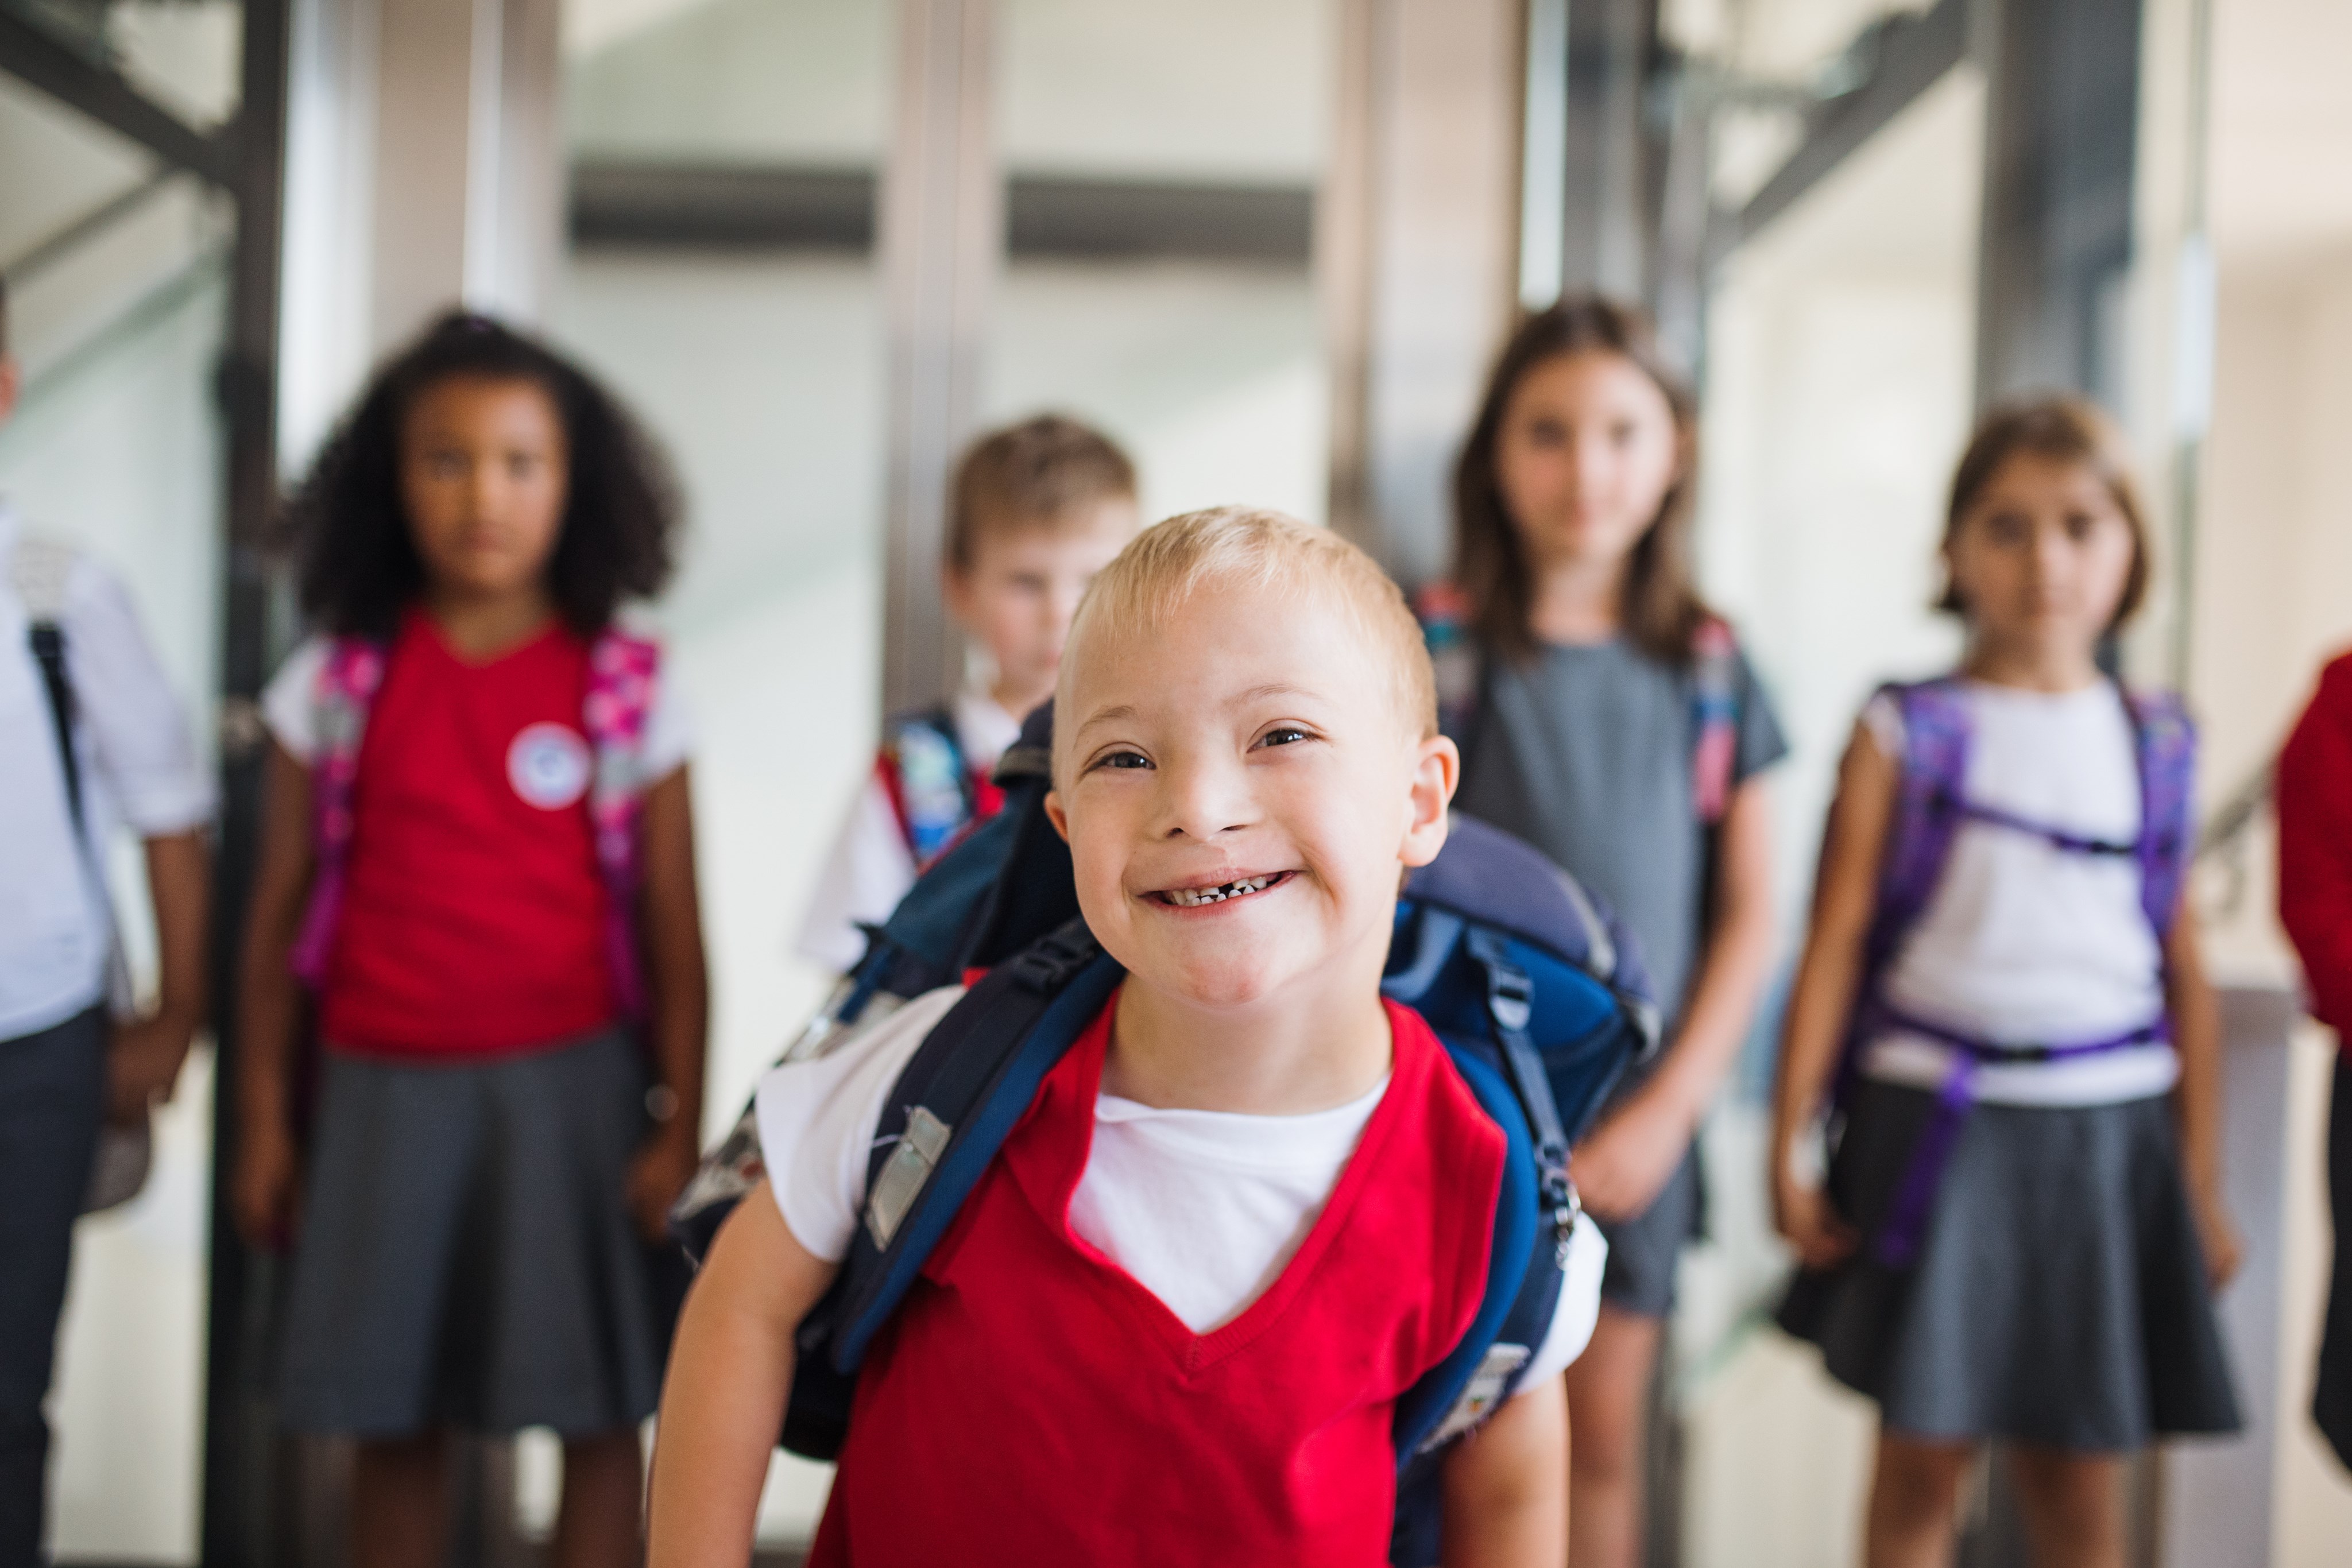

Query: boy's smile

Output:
[1045, 568, 1455, 1111]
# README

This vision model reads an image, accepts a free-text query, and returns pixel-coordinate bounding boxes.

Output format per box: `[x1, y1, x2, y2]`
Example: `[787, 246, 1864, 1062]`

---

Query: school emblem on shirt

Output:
[508, 722, 593, 810]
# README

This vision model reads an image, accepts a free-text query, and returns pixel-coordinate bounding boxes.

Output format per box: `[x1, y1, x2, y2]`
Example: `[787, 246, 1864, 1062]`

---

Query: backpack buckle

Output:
[1009, 922, 1100, 993]
[1548, 1176, 1583, 1267]
[1483, 959, 1533, 1037]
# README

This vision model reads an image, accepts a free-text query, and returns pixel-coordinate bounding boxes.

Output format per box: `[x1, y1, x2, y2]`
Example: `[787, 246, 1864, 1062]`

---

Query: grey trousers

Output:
[0, 1006, 106, 1568]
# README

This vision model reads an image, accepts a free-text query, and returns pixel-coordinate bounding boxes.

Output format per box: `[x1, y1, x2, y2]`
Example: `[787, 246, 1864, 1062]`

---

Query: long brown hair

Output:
[1450, 296, 1708, 663]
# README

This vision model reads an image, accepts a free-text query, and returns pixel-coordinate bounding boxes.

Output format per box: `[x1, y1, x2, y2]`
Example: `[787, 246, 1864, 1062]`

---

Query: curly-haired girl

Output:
[235, 312, 707, 1568]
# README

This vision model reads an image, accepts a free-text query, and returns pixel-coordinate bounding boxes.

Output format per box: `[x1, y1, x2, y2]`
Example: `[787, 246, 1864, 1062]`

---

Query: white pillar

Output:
[1320, 0, 1525, 587]
[277, 0, 564, 468]
[877, 0, 999, 714]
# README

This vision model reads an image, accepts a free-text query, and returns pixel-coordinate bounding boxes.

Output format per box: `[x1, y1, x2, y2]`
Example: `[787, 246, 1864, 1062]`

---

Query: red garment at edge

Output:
[2280, 649, 2352, 1048]
[809, 995, 1507, 1568]
[321, 610, 616, 1055]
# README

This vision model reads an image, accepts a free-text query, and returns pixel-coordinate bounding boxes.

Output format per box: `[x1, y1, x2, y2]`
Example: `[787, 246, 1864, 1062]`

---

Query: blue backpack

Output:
[671, 705, 1658, 1566]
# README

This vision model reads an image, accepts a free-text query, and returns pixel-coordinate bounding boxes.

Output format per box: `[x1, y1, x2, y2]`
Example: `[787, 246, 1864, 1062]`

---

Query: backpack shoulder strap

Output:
[1690, 615, 1742, 824]
[1866, 676, 1973, 965]
[2122, 686, 2197, 939]
[583, 627, 664, 1020]
[879, 704, 976, 870]
[830, 923, 1121, 1368]
[1390, 1036, 1548, 1461]
[11, 539, 84, 832]
[288, 636, 390, 989]
[780, 923, 1122, 1458]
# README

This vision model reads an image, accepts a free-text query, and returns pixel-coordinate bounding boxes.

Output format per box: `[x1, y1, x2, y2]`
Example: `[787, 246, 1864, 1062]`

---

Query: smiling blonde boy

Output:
[653, 509, 1599, 1567]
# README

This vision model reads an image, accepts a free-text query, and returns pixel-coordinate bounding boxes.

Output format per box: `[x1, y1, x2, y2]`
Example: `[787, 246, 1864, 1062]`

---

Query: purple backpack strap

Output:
[288, 637, 390, 989]
[1863, 679, 1974, 972]
[2123, 687, 2196, 941]
[582, 628, 662, 1023]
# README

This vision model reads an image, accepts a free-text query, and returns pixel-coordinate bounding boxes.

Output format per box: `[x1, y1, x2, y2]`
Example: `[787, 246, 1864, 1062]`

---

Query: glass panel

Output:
[1678, 51, 1985, 1568]
[552, 0, 895, 1545]
[0, 68, 229, 1567]
[986, 0, 1333, 526]
[0, 0, 244, 129]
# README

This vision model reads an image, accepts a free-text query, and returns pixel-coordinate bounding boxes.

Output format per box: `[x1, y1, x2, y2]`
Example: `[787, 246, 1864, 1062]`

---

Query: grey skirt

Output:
[1777, 1080, 2239, 1450]
[276, 1026, 681, 1438]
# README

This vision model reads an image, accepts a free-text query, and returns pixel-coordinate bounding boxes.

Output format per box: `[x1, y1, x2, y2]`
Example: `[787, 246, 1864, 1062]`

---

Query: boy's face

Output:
[1046, 582, 1455, 1015]
[945, 500, 1137, 714]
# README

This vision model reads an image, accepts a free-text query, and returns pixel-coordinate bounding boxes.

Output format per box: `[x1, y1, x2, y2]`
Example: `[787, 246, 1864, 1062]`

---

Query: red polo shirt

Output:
[320, 610, 616, 1056]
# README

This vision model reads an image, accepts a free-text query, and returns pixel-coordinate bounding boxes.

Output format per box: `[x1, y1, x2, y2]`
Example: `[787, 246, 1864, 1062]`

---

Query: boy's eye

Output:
[2063, 510, 2098, 542]
[1256, 726, 1314, 749]
[1091, 749, 1151, 772]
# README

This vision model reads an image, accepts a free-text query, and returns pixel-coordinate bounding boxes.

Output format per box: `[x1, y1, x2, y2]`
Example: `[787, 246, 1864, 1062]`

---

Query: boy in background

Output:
[0, 277, 214, 1564]
[797, 415, 1139, 971]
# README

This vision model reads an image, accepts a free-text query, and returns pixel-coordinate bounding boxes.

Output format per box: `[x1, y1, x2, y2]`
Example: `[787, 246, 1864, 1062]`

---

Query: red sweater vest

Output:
[810, 997, 1506, 1567]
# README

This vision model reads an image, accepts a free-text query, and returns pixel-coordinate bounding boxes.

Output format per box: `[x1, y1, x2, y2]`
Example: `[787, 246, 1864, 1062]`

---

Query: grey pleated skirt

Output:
[1777, 1080, 2240, 1450]
[276, 1026, 683, 1438]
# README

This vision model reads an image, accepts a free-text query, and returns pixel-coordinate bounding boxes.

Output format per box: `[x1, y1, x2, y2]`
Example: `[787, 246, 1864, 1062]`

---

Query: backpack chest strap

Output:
[1942, 794, 2140, 858]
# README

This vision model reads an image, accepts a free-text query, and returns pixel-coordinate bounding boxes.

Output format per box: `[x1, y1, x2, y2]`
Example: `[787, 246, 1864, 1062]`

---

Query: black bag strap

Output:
[30, 620, 85, 836]
[13, 539, 86, 835]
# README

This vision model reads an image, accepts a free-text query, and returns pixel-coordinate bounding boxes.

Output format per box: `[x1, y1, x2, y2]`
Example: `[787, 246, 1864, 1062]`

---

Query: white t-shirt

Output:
[0, 506, 215, 1039]
[258, 628, 694, 777]
[755, 986, 1607, 1395]
[794, 690, 1025, 972]
[1859, 680, 2177, 1106]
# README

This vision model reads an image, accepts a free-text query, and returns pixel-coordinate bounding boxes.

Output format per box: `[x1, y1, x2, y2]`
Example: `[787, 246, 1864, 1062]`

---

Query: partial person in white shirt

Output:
[796, 415, 1141, 971]
[0, 278, 214, 1565]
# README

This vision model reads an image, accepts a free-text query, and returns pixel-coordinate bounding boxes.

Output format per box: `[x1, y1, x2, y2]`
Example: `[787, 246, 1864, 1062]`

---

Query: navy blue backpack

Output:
[671, 705, 1657, 1566]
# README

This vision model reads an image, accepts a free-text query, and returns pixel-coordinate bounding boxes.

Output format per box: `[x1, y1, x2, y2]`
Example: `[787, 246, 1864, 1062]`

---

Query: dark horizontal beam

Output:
[1715, 0, 1966, 258]
[0, 8, 234, 184]
[570, 162, 1316, 265]
[571, 163, 873, 250]
[1005, 176, 1312, 263]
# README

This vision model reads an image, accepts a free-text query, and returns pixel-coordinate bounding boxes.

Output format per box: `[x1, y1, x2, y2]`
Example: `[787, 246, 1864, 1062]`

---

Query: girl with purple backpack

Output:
[234, 313, 707, 1568]
[1770, 398, 2239, 1568]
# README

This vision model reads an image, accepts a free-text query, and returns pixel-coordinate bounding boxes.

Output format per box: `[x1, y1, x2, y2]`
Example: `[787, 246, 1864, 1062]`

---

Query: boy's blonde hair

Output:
[949, 415, 1138, 571]
[1058, 507, 1438, 754]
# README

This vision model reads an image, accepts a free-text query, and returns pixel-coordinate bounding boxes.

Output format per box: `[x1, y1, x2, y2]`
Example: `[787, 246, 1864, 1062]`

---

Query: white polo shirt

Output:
[0, 502, 215, 1040]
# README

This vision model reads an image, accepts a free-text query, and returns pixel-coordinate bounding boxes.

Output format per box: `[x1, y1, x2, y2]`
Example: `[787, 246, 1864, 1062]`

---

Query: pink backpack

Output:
[287, 628, 663, 1021]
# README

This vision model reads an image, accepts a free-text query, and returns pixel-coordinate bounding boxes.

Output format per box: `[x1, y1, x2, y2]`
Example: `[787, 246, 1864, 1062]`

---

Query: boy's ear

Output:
[1043, 788, 1072, 844]
[1398, 734, 1458, 869]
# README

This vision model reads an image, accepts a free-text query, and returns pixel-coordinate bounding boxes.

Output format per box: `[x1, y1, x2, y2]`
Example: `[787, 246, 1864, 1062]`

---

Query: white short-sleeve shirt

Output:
[755, 987, 1607, 1393]
[1860, 680, 2177, 1106]
[1, 504, 216, 1038]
